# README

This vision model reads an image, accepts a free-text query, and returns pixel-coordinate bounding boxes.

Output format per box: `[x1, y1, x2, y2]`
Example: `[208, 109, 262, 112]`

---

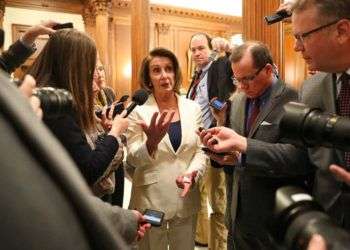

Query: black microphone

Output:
[124, 89, 149, 117]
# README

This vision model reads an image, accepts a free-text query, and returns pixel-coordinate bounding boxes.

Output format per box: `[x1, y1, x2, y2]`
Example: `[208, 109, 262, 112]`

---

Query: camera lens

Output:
[33, 87, 73, 118]
[271, 186, 350, 250]
[280, 102, 350, 151]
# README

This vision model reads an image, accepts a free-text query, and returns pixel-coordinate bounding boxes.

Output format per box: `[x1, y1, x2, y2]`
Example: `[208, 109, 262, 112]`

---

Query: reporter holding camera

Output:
[289, 0, 350, 231]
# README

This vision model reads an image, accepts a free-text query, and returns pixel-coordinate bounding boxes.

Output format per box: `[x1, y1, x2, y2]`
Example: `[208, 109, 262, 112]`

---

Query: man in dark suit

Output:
[186, 32, 234, 249]
[291, 0, 350, 230]
[199, 41, 312, 250]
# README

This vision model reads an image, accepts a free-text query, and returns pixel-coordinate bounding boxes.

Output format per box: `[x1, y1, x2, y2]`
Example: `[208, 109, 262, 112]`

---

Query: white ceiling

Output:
[150, 0, 242, 16]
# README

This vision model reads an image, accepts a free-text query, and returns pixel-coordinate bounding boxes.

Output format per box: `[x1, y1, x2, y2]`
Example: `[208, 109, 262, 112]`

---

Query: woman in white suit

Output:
[126, 48, 208, 250]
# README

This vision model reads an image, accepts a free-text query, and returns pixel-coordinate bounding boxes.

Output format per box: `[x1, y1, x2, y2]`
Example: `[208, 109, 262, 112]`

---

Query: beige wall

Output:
[3, 6, 85, 49]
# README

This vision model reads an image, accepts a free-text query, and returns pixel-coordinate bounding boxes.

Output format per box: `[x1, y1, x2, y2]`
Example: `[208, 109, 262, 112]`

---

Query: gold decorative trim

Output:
[155, 22, 170, 34]
[112, 0, 241, 25]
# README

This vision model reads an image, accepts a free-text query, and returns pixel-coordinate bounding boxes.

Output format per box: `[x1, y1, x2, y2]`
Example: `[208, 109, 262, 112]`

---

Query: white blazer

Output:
[126, 94, 208, 220]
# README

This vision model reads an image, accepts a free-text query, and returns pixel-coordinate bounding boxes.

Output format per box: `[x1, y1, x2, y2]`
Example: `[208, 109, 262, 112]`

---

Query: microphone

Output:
[124, 89, 149, 117]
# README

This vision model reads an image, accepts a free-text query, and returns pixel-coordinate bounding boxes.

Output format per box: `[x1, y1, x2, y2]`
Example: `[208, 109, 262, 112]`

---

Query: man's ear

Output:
[336, 19, 350, 44]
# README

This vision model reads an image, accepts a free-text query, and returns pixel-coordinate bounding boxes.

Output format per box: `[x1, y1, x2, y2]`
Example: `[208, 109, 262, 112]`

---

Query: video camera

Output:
[271, 102, 350, 250]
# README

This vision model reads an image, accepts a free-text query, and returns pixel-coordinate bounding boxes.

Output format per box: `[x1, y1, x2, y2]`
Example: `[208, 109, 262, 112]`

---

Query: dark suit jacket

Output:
[0, 73, 137, 249]
[186, 56, 234, 102]
[300, 72, 349, 226]
[0, 40, 34, 73]
[226, 80, 312, 249]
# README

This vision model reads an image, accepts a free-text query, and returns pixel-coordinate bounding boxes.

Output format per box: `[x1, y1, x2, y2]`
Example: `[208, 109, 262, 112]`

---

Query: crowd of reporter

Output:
[2, 0, 350, 249]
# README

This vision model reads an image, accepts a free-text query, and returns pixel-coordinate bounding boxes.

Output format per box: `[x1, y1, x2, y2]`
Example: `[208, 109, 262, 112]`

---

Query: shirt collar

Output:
[197, 61, 212, 74]
[336, 68, 350, 82]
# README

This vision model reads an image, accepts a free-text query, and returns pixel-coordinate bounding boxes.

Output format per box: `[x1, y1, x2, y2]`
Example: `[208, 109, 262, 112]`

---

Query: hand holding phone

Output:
[143, 209, 164, 227]
[210, 99, 225, 111]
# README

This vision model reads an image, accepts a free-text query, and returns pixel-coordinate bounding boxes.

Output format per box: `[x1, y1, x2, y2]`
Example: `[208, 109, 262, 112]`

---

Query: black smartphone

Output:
[53, 22, 74, 30]
[210, 99, 225, 111]
[95, 102, 124, 119]
[201, 147, 226, 156]
[264, 10, 291, 25]
[143, 209, 164, 227]
[118, 95, 129, 103]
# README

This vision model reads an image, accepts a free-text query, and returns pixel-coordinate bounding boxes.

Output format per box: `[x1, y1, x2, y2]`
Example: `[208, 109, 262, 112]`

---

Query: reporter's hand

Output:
[204, 150, 239, 166]
[108, 110, 128, 137]
[329, 164, 350, 186]
[307, 234, 327, 250]
[276, 0, 294, 14]
[19, 75, 43, 119]
[198, 126, 247, 153]
[176, 171, 197, 198]
[22, 20, 57, 46]
[132, 210, 151, 241]
[209, 97, 227, 126]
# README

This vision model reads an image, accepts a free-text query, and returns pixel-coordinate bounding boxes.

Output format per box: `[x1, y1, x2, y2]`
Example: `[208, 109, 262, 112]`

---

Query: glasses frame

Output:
[232, 64, 267, 86]
[294, 19, 341, 45]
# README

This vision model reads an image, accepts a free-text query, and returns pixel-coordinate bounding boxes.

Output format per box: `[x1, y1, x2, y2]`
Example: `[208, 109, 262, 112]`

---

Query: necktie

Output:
[246, 98, 260, 135]
[189, 70, 202, 100]
[338, 73, 350, 169]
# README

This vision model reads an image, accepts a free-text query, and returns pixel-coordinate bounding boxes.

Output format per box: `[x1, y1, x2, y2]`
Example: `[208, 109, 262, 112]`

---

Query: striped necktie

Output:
[190, 70, 202, 100]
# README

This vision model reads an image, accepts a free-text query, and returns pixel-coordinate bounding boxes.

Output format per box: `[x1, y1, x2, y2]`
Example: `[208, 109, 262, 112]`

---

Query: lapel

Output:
[322, 73, 337, 113]
[248, 80, 285, 137]
[175, 96, 189, 155]
[229, 92, 246, 136]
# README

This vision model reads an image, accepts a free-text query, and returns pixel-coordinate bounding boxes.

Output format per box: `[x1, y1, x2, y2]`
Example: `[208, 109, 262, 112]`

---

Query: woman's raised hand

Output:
[138, 110, 175, 155]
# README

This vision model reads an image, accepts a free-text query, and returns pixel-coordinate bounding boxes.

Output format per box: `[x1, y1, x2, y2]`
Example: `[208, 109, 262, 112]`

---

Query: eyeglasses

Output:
[294, 19, 340, 45]
[232, 64, 266, 86]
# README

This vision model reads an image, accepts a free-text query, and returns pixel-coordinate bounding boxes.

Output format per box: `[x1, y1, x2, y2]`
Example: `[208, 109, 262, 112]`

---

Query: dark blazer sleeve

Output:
[0, 40, 35, 73]
[44, 114, 119, 185]
[208, 57, 235, 101]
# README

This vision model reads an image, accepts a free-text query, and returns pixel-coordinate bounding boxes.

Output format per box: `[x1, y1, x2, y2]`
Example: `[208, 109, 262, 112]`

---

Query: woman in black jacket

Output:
[28, 29, 128, 186]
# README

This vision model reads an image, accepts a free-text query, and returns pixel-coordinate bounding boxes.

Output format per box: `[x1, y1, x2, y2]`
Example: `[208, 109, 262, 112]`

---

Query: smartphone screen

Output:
[143, 209, 164, 227]
[210, 99, 225, 110]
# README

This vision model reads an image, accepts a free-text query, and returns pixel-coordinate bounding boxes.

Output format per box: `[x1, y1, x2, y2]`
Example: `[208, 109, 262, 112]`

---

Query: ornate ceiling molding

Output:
[112, 0, 241, 25]
[89, 0, 112, 15]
